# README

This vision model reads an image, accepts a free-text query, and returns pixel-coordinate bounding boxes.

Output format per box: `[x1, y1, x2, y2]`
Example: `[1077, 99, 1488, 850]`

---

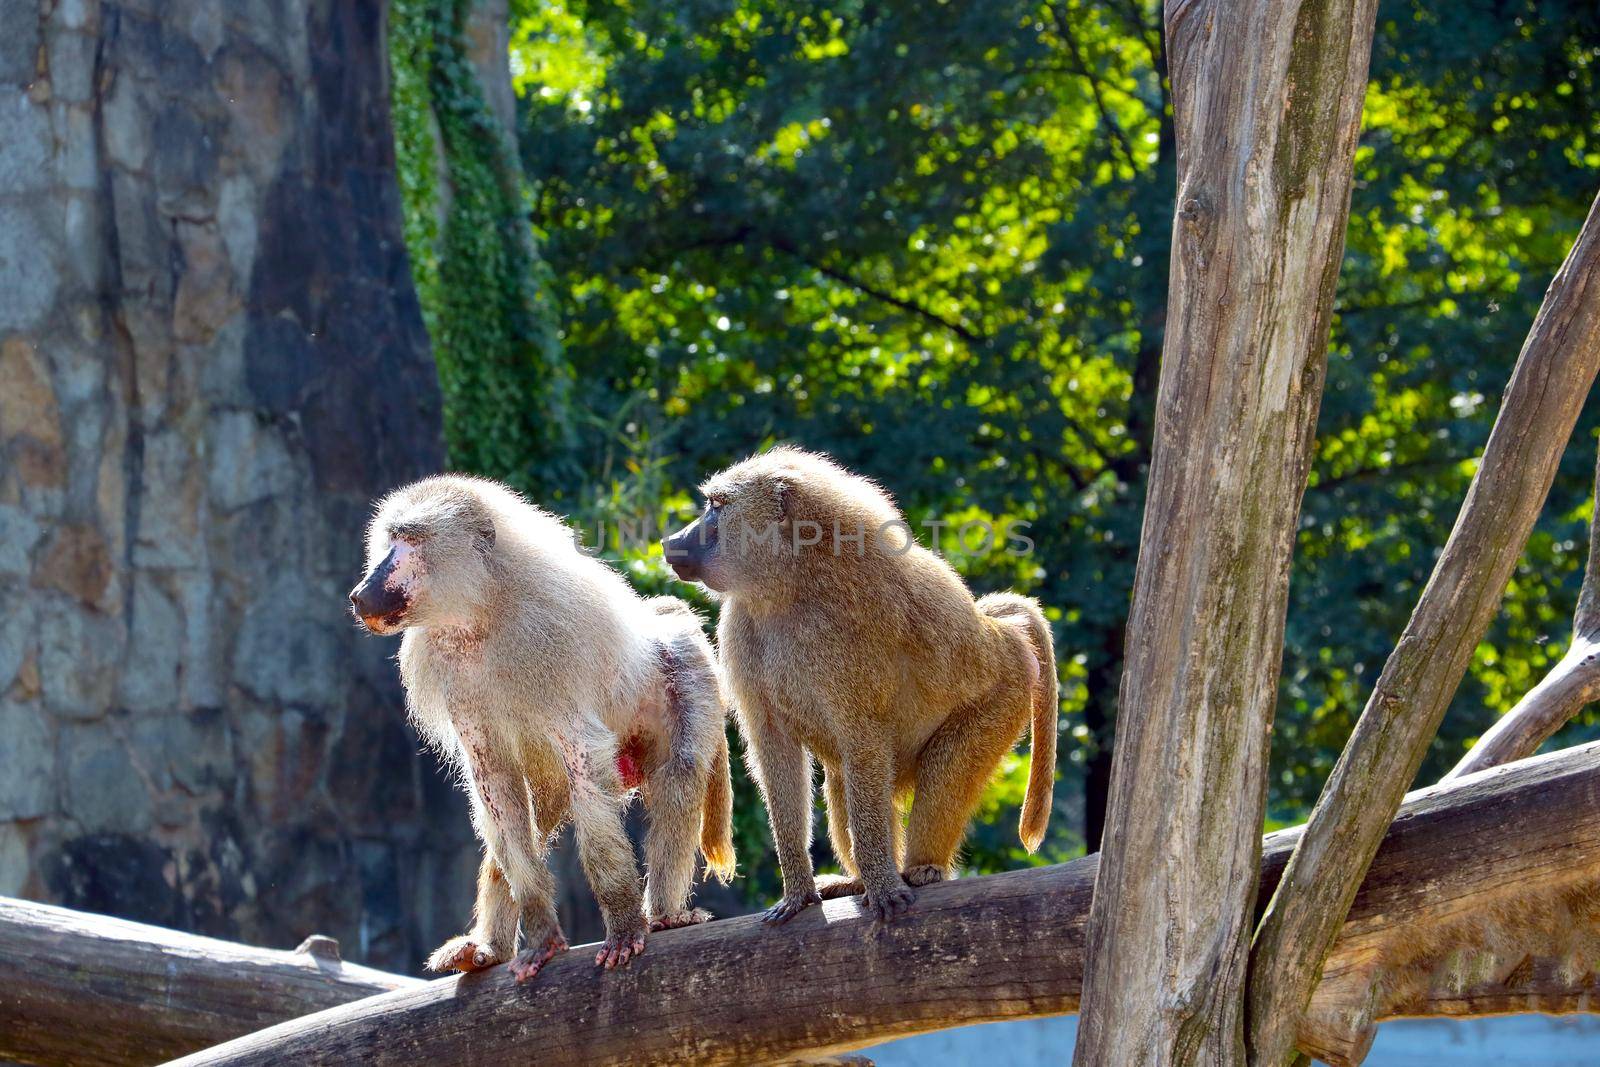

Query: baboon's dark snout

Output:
[349, 566, 407, 626]
[663, 526, 706, 581]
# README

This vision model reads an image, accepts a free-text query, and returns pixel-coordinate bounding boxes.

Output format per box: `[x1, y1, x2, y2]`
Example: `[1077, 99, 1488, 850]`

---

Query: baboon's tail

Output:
[978, 592, 1058, 854]
[700, 725, 737, 882]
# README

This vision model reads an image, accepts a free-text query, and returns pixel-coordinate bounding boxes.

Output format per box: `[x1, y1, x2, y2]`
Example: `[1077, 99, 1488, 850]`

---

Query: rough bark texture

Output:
[0, 0, 473, 972]
[0, 895, 421, 1066]
[1074, 0, 1379, 1062]
[1249, 187, 1600, 1065]
[158, 742, 1600, 1067]
[1291, 745, 1600, 1065]
[1445, 442, 1600, 780]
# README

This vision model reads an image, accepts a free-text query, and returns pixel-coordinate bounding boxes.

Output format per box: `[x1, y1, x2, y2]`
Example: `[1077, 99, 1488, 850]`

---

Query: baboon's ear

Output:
[475, 517, 496, 554]
[775, 479, 793, 519]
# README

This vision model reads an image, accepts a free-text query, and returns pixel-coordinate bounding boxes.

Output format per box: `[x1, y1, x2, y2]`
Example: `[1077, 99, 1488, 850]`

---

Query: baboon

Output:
[349, 474, 735, 981]
[663, 447, 1057, 923]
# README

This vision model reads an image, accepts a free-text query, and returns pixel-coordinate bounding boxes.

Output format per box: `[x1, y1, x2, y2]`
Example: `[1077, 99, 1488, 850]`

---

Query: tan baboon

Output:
[350, 474, 734, 981]
[664, 447, 1057, 923]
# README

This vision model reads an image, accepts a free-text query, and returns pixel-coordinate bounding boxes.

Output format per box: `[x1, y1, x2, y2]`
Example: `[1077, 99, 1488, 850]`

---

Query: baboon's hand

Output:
[649, 907, 713, 932]
[426, 934, 506, 973]
[761, 888, 822, 925]
[595, 920, 647, 969]
[862, 882, 915, 923]
[509, 927, 569, 983]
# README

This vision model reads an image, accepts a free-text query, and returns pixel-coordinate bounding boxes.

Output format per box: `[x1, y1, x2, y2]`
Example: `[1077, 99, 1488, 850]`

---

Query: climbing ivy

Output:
[388, 0, 572, 496]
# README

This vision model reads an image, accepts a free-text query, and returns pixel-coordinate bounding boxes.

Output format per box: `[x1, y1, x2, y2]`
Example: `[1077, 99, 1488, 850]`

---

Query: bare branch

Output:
[1577, 438, 1600, 636]
[1249, 186, 1600, 1067]
[1444, 437, 1600, 779]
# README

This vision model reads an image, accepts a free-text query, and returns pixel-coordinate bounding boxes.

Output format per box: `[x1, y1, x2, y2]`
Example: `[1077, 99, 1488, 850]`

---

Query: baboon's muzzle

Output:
[349, 547, 409, 631]
[662, 522, 709, 582]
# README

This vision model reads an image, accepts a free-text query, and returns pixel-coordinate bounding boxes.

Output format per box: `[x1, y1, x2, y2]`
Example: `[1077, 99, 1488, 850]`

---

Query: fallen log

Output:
[168, 742, 1600, 1067]
[0, 899, 421, 1066]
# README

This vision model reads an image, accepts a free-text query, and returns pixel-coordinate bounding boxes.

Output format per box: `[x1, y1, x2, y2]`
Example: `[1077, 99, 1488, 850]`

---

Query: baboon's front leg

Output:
[559, 727, 648, 969]
[448, 721, 565, 982]
[842, 743, 915, 922]
[741, 710, 820, 924]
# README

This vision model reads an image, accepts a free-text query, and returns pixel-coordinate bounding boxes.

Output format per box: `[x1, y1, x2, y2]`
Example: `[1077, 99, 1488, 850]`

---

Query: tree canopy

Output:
[391, 0, 1600, 897]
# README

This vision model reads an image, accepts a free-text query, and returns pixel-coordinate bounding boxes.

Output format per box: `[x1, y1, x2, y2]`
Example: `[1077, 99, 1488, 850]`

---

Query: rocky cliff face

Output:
[0, 0, 474, 971]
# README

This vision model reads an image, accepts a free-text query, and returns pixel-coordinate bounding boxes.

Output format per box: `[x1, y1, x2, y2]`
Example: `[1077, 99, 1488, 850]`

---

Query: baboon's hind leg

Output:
[817, 766, 913, 899]
[643, 753, 711, 928]
[903, 684, 1032, 885]
[816, 764, 863, 899]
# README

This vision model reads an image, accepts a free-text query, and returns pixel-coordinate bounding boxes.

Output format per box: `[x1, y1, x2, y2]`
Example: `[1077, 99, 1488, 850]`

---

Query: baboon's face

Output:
[663, 474, 786, 594]
[351, 496, 495, 634]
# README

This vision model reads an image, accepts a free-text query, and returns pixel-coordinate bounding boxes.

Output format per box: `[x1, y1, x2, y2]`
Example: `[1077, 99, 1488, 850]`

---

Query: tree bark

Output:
[159, 742, 1600, 1067]
[1445, 441, 1600, 780]
[0, 898, 420, 1067]
[1074, 0, 1379, 1062]
[1248, 186, 1600, 1066]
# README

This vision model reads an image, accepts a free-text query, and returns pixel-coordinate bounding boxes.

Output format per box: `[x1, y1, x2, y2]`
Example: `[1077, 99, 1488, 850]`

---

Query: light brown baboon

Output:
[350, 474, 734, 980]
[663, 447, 1057, 923]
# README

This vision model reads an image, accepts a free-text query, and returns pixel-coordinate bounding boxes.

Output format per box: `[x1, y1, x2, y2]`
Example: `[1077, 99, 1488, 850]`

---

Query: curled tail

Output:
[978, 592, 1059, 854]
[700, 725, 736, 882]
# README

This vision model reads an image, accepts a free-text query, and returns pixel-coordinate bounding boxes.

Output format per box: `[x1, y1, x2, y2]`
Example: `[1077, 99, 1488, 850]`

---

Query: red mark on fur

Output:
[617, 736, 647, 789]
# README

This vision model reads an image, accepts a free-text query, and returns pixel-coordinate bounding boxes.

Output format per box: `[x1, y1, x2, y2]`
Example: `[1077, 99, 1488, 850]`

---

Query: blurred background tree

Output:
[389, 0, 1600, 904]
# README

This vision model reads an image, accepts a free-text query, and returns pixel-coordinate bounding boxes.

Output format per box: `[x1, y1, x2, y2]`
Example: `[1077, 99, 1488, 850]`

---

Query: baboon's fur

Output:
[352, 474, 734, 980]
[667, 447, 1057, 922]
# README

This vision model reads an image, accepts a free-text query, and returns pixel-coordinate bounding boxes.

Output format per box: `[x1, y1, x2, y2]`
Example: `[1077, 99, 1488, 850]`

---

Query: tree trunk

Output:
[1074, 0, 1379, 1061]
[158, 742, 1600, 1067]
[0, 897, 419, 1066]
[1445, 441, 1600, 780]
[1248, 186, 1600, 1065]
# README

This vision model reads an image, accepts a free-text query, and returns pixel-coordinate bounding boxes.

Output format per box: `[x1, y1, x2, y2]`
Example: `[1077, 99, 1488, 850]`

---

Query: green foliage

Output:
[402, 0, 1600, 899]
[504, 0, 1600, 875]
[389, 0, 573, 496]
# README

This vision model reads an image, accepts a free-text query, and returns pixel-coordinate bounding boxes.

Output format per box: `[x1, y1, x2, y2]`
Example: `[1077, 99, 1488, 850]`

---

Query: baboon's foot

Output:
[761, 888, 822, 925]
[595, 925, 647, 969]
[862, 881, 915, 923]
[649, 907, 713, 932]
[815, 873, 865, 899]
[901, 864, 947, 888]
[509, 928, 568, 983]
[426, 934, 505, 974]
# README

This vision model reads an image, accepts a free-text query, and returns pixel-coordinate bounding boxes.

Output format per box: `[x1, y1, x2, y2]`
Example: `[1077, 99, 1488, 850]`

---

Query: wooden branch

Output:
[1444, 636, 1600, 780]
[1250, 185, 1600, 1066]
[0, 899, 421, 1067]
[166, 743, 1600, 1067]
[1446, 440, 1600, 779]
[1076, 0, 1379, 1060]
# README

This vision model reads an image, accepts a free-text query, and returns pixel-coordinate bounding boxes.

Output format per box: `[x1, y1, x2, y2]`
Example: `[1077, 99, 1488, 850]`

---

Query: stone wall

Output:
[0, 0, 476, 972]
